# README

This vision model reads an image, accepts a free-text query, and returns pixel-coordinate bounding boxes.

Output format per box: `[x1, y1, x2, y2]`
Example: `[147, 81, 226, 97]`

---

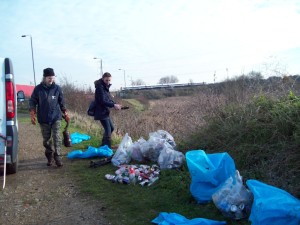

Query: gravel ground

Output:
[0, 121, 108, 225]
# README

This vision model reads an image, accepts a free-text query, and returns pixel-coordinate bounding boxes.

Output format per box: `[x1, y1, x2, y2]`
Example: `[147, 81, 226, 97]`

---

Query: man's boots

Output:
[101, 136, 112, 148]
[45, 152, 53, 166]
[54, 153, 63, 167]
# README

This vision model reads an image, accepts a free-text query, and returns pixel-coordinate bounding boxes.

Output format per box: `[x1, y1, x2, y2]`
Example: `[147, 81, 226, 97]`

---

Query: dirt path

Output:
[0, 121, 108, 225]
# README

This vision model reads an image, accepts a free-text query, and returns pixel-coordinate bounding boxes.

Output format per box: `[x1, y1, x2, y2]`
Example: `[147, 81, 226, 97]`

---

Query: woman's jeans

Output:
[100, 118, 114, 148]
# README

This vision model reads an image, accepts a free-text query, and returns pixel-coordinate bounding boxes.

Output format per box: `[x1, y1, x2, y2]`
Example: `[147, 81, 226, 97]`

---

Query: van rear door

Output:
[0, 58, 6, 156]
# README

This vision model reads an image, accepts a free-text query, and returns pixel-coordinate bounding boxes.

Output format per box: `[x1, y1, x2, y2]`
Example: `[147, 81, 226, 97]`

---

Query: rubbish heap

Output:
[105, 164, 160, 186]
[111, 130, 185, 170]
[185, 149, 300, 224]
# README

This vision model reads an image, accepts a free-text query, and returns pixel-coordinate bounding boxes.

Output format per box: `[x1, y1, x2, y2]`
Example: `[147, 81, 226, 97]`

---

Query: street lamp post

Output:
[118, 68, 126, 88]
[93, 57, 103, 76]
[21, 35, 36, 86]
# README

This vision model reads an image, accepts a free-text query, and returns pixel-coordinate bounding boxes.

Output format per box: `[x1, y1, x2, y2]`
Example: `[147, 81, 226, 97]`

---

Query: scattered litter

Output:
[212, 170, 253, 220]
[105, 164, 160, 186]
[152, 212, 226, 225]
[186, 150, 236, 203]
[246, 179, 300, 225]
[70, 132, 91, 144]
[67, 145, 113, 159]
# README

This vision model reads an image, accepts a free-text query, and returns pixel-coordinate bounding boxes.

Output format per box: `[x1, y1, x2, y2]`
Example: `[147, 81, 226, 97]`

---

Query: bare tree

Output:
[262, 55, 288, 77]
[158, 75, 179, 84]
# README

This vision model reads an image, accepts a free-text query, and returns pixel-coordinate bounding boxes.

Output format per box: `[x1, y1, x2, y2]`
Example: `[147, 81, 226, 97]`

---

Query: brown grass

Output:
[111, 92, 227, 142]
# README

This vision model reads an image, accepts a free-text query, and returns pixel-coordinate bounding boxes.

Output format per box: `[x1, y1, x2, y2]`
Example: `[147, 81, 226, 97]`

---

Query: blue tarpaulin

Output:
[70, 132, 91, 144]
[67, 145, 113, 159]
[152, 212, 226, 225]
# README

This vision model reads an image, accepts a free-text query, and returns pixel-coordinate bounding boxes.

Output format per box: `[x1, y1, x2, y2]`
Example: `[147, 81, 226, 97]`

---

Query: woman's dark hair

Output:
[102, 72, 112, 79]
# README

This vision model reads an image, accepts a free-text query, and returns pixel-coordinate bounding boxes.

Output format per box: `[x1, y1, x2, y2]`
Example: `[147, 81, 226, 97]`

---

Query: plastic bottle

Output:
[122, 176, 130, 184]
[128, 167, 136, 185]
[140, 179, 149, 186]
[148, 177, 159, 186]
[105, 174, 115, 181]
[134, 169, 140, 177]
[115, 169, 122, 175]
[129, 173, 136, 185]
[230, 205, 237, 212]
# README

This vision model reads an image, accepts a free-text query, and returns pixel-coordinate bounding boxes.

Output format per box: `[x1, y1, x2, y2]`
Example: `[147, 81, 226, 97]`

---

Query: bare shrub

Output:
[59, 76, 94, 114]
[70, 111, 99, 135]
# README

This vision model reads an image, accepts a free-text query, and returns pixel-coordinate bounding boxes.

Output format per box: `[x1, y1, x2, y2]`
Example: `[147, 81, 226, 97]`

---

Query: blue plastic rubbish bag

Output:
[152, 212, 226, 225]
[186, 150, 236, 203]
[70, 132, 91, 144]
[67, 145, 113, 159]
[246, 179, 300, 225]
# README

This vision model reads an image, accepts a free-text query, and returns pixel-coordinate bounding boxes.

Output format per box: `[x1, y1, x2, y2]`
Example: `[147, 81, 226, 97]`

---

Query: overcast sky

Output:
[1, 0, 300, 90]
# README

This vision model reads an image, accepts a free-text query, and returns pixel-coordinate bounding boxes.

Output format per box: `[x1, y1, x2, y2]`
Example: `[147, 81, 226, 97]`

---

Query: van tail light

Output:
[6, 81, 15, 119]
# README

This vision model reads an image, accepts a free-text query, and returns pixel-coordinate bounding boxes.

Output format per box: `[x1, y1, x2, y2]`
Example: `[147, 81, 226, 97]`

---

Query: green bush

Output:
[188, 92, 300, 197]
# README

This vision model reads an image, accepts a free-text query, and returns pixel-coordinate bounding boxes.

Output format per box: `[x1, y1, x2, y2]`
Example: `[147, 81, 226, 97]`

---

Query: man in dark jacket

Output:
[94, 72, 121, 148]
[29, 68, 69, 167]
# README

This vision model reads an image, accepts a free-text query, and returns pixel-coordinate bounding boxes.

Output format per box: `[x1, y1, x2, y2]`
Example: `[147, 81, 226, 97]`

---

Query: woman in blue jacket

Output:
[94, 72, 122, 148]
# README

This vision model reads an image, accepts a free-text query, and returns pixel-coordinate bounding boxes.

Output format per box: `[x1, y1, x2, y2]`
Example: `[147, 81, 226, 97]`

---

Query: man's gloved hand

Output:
[29, 109, 36, 125]
[63, 110, 70, 123]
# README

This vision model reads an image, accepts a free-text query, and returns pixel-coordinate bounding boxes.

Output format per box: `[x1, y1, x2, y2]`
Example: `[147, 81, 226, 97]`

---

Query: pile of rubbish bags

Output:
[105, 164, 160, 186]
[185, 149, 300, 224]
[67, 130, 185, 171]
[111, 130, 185, 170]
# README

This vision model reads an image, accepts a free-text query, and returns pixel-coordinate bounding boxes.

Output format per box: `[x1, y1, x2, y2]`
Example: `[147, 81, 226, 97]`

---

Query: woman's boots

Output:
[101, 136, 111, 148]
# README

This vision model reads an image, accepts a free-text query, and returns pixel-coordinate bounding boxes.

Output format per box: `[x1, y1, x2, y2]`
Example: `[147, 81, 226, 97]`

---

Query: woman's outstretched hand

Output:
[114, 104, 122, 110]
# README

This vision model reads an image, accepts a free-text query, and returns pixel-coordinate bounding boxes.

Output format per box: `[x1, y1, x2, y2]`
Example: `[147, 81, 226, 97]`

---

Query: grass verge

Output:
[63, 120, 250, 225]
[17, 113, 250, 224]
[69, 160, 249, 225]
